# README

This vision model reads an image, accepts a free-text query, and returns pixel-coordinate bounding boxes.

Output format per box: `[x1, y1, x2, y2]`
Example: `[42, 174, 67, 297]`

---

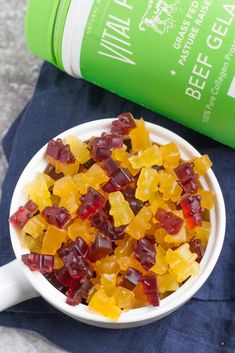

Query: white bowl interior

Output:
[9, 119, 226, 328]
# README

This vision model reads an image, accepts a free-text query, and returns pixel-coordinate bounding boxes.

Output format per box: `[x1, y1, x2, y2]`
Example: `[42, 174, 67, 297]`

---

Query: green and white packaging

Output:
[25, 0, 235, 148]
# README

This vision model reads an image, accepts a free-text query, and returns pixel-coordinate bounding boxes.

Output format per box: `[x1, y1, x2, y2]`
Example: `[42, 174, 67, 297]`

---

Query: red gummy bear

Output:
[77, 187, 106, 219]
[155, 208, 183, 235]
[41, 204, 71, 228]
[121, 267, 142, 290]
[22, 253, 54, 274]
[46, 139, 76, 164]
[66, 277, 93, 306]
[91, 133, 123, 161]
[134, 237, 156, 270]
[189, 239, 204, 263]
[179, 195, 202, 229]
[102, 157, 133, 193]
[10, 200, 38, 229]
[141, 275, 160, 306]
[88, 234, 113, 262]
[111, 113, 136, 135]
[174, 162, 198, 194]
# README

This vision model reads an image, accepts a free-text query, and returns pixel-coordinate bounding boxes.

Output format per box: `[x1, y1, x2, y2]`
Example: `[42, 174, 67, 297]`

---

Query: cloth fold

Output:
[0, 63, 234, 353]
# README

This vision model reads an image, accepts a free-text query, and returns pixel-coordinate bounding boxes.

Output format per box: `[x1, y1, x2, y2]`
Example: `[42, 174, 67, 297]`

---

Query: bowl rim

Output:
[9, 118, 226, 326]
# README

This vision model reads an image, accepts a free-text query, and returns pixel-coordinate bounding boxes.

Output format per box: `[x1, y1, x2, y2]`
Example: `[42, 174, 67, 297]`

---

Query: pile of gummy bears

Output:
[10, 114, 214, 320]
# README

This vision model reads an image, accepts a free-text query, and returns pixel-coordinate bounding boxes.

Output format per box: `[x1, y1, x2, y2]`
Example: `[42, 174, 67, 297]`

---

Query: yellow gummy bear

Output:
[151, 246, 168, 274]
[64, 136, 91, 164]
[26, 178, 51, 211]
[160, 143, 180, 169]
[135, 167, 159, 202]
[157, 272, 179, 293]
[113, 286, 136, 310]
[88, 289, 121, 321]
[22, 214, 47, 239]
[95, 255, 120, 275]
[109, 191, 134, 227]
[197, 189, 215, 210]
[68, 218, 98, 243]
[125, 207, 152, 240]
[53, 176, 77, 198]
[129, 119, 152, 152]
[149, 191, 169, 215]
[59, 194, 81, 215]
[73, 163, 109, 195]
[41, 225, 67, 255]
[158, 170, 182, 202]
[114, 235, 135, 257]
[46, 155, 79, 176]
[22, 234, 43, 253]
[129, 145, 163, 169]
[36, 172, 54, 189]
[100, 274, 117, 296]
[117, 255, 144, 273]
[192, 154, 212, 176]
[195, 221, 211, 248]
[165, 243, 199, 283]
[112, 148, 140, 176]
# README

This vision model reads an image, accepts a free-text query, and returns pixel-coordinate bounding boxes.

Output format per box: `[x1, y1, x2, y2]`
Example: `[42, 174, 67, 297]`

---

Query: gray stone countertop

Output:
[0, 0, 66, 352]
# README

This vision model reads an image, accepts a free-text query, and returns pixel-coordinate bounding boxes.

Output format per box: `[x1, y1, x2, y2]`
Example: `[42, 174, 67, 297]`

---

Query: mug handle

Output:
[0, 259, 39, 312]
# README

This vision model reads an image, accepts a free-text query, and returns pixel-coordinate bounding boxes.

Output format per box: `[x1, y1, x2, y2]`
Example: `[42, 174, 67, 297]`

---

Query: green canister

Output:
[25, 0, 235, 148]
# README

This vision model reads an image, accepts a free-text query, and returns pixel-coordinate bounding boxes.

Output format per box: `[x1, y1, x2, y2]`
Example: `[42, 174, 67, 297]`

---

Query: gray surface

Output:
[0, 0, 66, 352]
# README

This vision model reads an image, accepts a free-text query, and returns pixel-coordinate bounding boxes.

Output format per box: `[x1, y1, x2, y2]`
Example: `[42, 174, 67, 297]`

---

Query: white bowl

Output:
[7, 119, 226, 328]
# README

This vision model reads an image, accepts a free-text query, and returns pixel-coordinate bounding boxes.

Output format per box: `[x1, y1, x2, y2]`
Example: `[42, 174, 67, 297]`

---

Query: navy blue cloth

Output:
[0, 63, 234, 353]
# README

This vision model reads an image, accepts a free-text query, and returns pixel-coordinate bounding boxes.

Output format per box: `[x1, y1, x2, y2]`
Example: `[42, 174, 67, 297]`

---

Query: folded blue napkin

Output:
[0, 63, 234, 353]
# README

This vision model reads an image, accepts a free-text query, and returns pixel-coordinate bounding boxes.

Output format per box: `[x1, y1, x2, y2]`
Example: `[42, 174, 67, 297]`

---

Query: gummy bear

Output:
[158, 170, 182, 202]
[113, 286, 136, 310]
[155, 208, 183, 235]
[73, 164, 109, 195]
[22, 214, 47, 239]
[22, 234, 43, 253]
[58, 237, 89, 260]
[112, 148, 140, 176]
[192, 154, 212, 176]
[160, 143, 180, 169]
[45, 139, 79, 176]
[41, 204, 71, 228]
[134, 237, 156, 270]
[129, 119, 152, 152]
[165, 243, 199, 282]
[109, 191, 134, 227]
[122, 187, 144, 215]
[197, 190, 215, 210]
[102, 157, 133, 193]
[174, 162, 198, 194]
[95, 255, 120, 275]
[64, 136, 91, 164]
[88, 289, 121, 320]
[141, 275, 160, 306]
[111, 112, 136, 135]
[88, 234, 113, 262]
[157, 272, 179, 293]
[120, 267, 142, 290]
[22, 253, 54, 274]
[189, 239, 204, 263]
[66, 277, 93, 306]
[44, 164, 64, 181]
[91, 133, 123, 162]
[26, 177, 52, 211]
[125, 207, 152, 240]
[36, 172, 55, 189]
[41, 225, 67, 255]
[10, 200, 38, 230]
[53, 176, 77, 198]
[54, 266, 73, 287]
[135, 167, 159, 202]
[195, 221, 211, 248]
[129, 145, 163, 169]
[114, 235, 136, 257]
[68, 218, 97, 243]
[150, 246, 168, 275]
[63, 252, 93, 279]
[77, 187, 106, 219]
[100, 273, 117, 296]
[179, 195, 202, 229]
